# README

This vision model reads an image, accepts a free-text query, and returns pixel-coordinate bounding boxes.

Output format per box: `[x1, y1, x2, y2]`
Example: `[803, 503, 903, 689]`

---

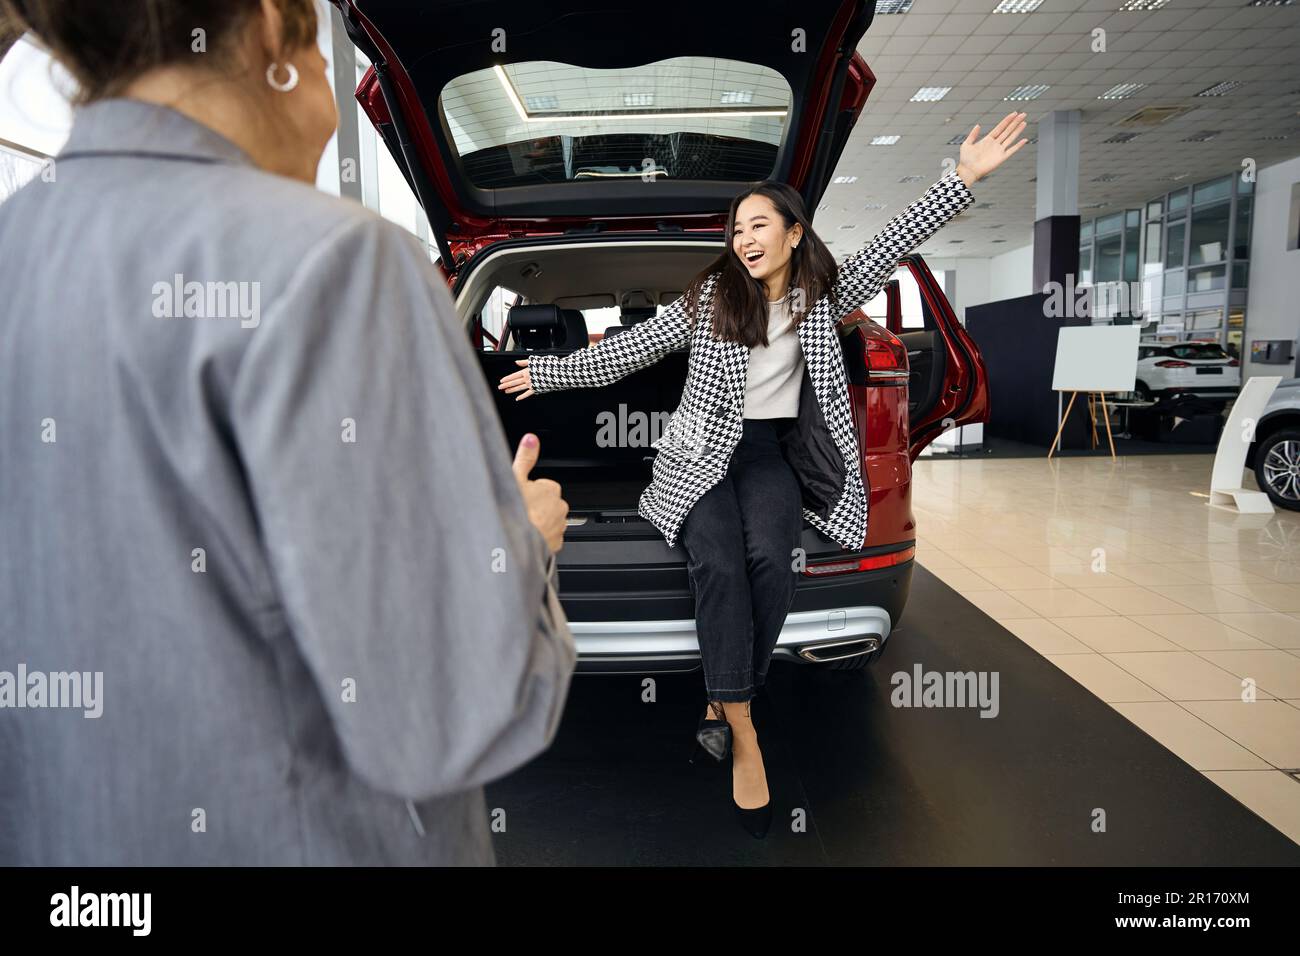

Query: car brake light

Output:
[804, 546, 916, 576]
[1227, 358, 1239, 367]
[866, 332, 909, 384]
[1154, 359, 1191, 368]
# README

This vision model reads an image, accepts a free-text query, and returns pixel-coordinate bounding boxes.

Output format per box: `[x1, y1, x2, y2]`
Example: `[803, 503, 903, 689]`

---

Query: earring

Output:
[266, 62, 299, 93]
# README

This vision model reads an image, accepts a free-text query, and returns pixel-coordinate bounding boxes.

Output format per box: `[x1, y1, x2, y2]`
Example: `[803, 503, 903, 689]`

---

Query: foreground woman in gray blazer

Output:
[0, 0, 573, 864]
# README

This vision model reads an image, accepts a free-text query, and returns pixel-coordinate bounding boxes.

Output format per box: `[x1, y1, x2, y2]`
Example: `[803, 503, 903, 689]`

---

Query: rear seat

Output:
[480, 301, 689, 469]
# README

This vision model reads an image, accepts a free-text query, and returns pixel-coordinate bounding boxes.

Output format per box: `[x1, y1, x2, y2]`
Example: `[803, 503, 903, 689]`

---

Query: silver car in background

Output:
[1249, 378, 1300, 511]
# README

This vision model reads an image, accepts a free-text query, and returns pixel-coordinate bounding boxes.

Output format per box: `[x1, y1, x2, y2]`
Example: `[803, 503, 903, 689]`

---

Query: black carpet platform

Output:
[484, 565, 1300, 865]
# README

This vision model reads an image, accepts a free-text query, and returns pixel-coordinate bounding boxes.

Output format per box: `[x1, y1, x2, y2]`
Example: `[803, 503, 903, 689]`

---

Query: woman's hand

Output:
[955, 111, 1029, 187]
[498, 358, 535, 401]
[512, 433, 568, 553]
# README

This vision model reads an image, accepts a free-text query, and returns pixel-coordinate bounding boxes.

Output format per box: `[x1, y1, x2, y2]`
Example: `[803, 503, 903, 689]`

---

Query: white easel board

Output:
[1051, 326, 1140, 393]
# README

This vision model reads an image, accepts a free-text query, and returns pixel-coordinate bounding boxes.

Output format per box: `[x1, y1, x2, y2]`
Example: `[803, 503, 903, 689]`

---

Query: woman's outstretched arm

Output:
[505, 283, 702, 396]
[831, 111, 1028, 324]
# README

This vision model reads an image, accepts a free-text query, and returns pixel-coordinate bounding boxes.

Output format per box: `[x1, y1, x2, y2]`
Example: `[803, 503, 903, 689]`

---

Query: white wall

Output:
[1242, 153, 1300, 382]
[987, 243, 1034, 303]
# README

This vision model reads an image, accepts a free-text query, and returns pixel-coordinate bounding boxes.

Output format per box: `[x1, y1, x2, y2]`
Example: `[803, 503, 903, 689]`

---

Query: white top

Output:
[743, 292, 804, 419]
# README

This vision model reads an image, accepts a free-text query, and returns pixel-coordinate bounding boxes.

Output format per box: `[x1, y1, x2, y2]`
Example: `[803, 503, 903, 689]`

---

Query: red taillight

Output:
[804, 546, 915, 577]
[1228, 359, 1240, 367]
[865, 331, 909, 384]
[1154, 359, 1191, 368]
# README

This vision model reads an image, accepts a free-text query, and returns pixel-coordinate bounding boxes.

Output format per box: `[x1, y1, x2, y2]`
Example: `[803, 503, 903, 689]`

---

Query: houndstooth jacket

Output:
[526, 167, 975, 551]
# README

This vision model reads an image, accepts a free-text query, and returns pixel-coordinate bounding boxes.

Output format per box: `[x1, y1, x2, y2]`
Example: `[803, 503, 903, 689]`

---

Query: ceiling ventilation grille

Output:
[1114, 105, 1197, 127]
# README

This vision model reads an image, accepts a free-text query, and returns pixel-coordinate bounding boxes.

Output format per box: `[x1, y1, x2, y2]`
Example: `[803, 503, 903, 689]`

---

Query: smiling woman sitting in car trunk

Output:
[499, 112, 1028, 838]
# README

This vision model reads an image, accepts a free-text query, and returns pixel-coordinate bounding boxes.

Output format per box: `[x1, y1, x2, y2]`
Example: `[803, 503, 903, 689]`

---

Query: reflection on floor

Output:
[913, 451, 1300, 846]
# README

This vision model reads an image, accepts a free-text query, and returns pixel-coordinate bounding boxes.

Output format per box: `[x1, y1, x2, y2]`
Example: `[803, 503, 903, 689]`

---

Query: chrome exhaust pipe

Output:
[797, 636, 882, 663]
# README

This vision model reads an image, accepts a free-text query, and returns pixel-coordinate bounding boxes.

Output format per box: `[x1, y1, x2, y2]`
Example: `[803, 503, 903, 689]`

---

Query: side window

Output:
[581, 306, 623, 338]
[477, 286, 523, 351]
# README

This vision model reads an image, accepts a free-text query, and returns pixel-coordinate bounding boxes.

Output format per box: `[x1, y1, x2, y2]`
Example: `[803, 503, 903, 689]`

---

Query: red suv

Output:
[332, 0, 989, 671]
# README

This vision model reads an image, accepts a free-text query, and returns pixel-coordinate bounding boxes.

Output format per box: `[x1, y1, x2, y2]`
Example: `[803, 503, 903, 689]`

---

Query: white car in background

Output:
[1135, 342, 1241, 405]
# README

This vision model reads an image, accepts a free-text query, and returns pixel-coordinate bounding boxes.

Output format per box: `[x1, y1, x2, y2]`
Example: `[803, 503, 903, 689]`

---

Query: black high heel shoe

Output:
[689, 700, 731, 764]
[733, 792, 772, 839]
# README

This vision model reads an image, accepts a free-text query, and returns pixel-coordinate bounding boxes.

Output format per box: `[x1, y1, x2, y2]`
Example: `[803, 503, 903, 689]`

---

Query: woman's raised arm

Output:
[830, 111, 1027, 324]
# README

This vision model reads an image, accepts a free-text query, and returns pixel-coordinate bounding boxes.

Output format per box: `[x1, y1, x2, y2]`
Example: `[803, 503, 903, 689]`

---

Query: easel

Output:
[1048, 390, 1116, 460]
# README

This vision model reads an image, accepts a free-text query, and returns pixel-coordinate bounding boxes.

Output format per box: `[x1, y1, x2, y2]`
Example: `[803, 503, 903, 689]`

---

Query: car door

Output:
[330, 0, 877, 278]
[879, 255, 989, 458]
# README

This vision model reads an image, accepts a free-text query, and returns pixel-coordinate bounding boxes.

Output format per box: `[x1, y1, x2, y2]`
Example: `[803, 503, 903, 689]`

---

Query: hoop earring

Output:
[266, 62, 299, 93]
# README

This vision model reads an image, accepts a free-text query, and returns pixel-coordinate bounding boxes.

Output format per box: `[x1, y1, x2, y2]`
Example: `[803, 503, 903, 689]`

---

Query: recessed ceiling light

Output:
[899, 175, 923, 183]
[946, 134, 967, 145]
[1247, 0, 1293, 6]
[1092, 173, 1118, 182]
[833, 175, 858, 184]
[1099, 83, 1147, 100]
[874, 0, 913, 13]
[720, 90, 754, 105]
[911, 87, 951, 102]
[993, 0, 1043, 11]
[1005, 84, 1050, 101]
[863, 203, 888, 211]
[1195, 80, 1242, 97]
[1120, 0, 1169, 8]
[991, 239, 1007, 243]
[1181, 130, 1221, 142]
[1103, 131, 1140, 143]
[524, 95, 559, 110]
[623, 93, 653, 107]
[838, 223, 859, 230]
[870, 135, 901, 145]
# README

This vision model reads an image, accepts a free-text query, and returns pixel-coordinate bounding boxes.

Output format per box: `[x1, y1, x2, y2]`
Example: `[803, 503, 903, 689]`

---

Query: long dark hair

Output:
[681, 180, 839, 347]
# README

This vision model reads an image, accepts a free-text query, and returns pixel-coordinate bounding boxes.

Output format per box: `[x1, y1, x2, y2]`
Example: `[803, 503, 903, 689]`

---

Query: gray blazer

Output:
[0, 98, 575, 865]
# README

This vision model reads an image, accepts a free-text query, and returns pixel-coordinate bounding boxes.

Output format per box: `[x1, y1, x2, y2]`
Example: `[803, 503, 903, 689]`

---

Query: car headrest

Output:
[507, 304, 563, 330]
[560, 309, 589, 349]
[507, 304, 564, 350]
[620, 307, 656, 325]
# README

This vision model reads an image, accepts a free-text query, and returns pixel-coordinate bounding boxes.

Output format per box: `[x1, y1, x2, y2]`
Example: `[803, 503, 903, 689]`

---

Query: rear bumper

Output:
[571, 605, 891, 673]
[564, 558, 912, 674]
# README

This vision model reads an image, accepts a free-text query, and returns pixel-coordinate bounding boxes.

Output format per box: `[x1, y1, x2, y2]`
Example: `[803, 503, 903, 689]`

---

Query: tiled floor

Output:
[912, 452, 1300, 846]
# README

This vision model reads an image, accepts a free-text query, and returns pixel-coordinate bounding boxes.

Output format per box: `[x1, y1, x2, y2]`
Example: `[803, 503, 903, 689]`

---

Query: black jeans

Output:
[678, 417, 803, 703]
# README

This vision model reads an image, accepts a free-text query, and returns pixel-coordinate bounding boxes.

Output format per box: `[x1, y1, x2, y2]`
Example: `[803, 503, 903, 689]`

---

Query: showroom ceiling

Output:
[819, 0, 1300, 259]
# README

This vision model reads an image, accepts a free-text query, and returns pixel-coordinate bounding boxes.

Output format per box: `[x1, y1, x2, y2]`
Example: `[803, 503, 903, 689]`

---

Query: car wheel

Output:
[1135, 382, 1153, 402]
[1254, 428, 1300, 512]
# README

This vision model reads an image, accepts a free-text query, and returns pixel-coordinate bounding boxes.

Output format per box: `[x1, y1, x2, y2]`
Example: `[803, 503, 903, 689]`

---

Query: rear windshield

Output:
[439, 57, 791, 188]
[1166, 344, 1229, 360]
